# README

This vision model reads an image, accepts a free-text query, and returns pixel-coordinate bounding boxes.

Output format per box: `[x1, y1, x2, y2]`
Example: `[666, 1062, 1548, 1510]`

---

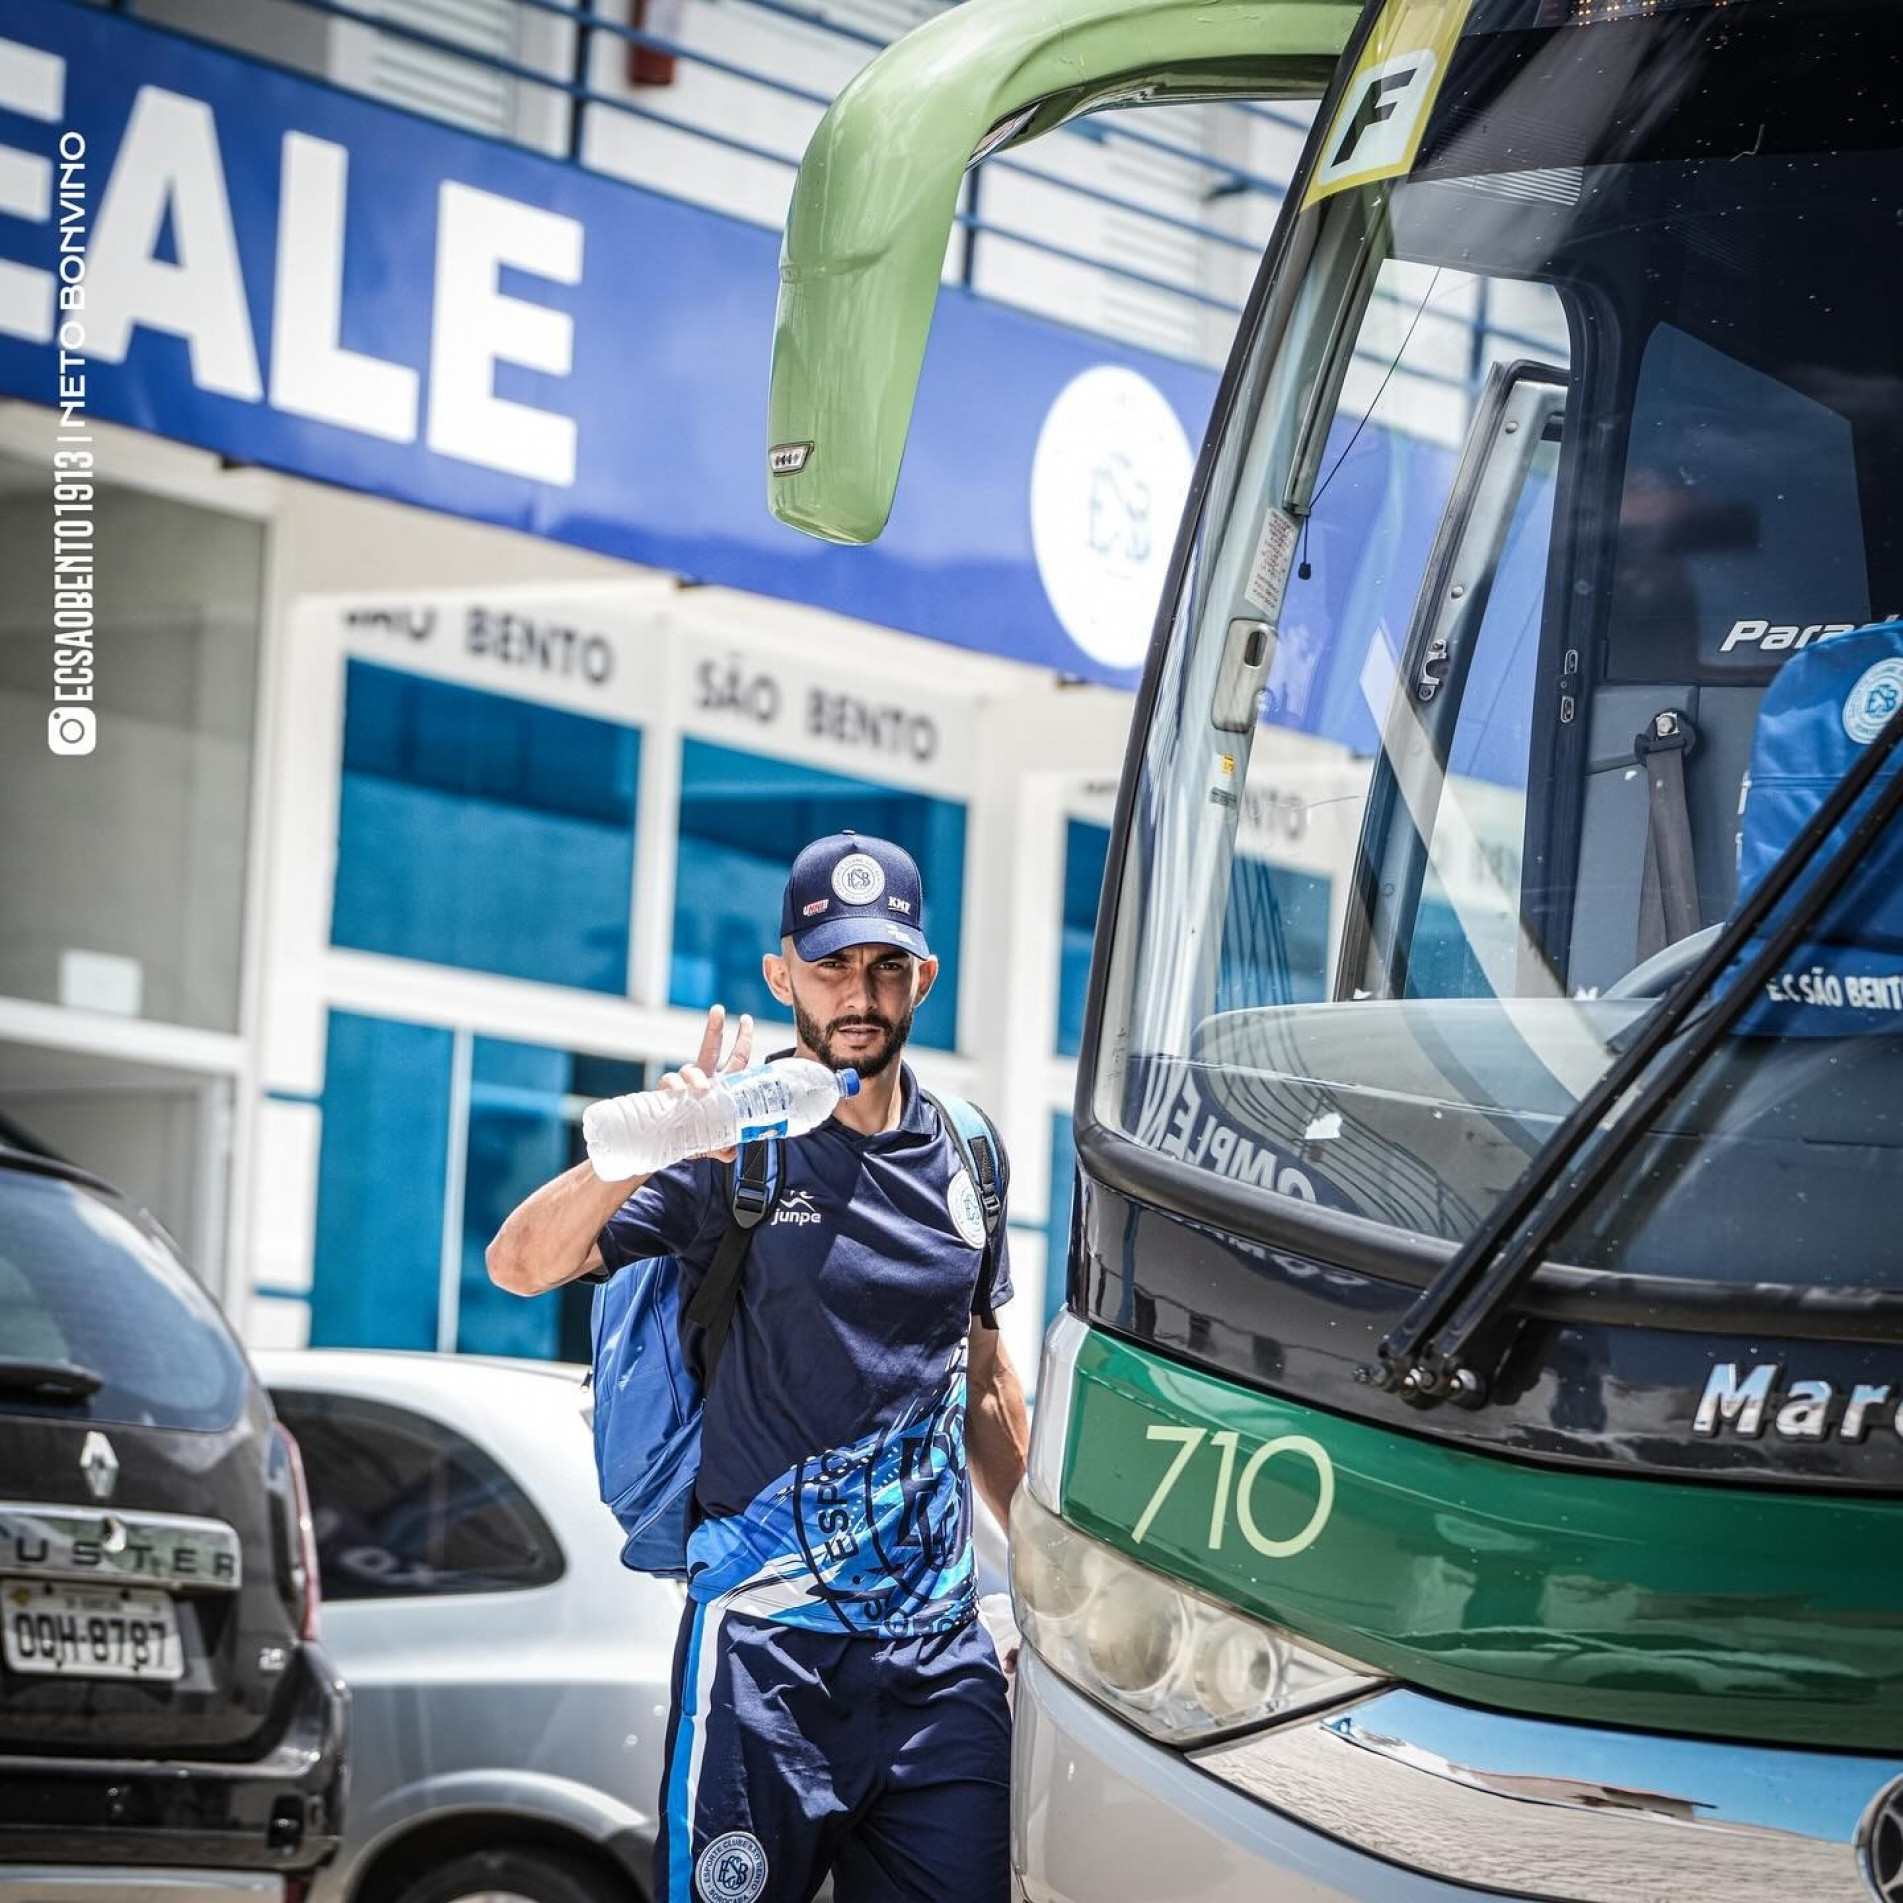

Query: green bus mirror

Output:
[766, 0, 1360, 545]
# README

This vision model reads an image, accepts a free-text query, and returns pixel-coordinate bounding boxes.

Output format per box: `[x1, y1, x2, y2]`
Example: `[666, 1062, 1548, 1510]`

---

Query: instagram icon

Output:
[48, 707, 96, 755]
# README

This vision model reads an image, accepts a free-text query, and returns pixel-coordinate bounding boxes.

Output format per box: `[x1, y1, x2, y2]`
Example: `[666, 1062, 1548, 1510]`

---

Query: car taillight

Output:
[271, 1421, 322, 1641]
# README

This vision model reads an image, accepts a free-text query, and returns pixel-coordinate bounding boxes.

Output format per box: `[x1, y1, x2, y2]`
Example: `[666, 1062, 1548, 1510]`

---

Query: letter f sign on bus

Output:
[1331, 58, 1431, 172]
[1304, 0, 1475, 208]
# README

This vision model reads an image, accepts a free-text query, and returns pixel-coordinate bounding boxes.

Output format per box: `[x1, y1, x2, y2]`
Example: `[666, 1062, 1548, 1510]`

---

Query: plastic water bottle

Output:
[582, 1059, 861, 1181]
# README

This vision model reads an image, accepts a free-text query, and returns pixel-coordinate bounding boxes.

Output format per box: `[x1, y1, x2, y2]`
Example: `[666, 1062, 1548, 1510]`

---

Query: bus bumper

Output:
[1013, 1653, 1900, 1903]
[1011, 1655, 1503, 1903]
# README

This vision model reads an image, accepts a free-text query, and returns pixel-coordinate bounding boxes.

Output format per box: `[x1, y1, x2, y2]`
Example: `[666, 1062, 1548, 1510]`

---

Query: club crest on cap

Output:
[832, 852, 886, 905]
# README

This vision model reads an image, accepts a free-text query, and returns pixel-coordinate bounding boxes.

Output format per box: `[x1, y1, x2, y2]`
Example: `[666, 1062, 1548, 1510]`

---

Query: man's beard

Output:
[792, 994, 915, 1079]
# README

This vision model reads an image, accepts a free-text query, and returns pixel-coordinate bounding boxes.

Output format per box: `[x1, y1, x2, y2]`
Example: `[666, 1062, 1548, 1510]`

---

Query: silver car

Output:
[257, 1350, 678, 1903]
[258, 1348, 1010, 1903]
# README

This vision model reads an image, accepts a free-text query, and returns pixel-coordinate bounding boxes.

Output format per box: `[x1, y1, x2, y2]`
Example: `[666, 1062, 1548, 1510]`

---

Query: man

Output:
[487, 832, 1029, 1903]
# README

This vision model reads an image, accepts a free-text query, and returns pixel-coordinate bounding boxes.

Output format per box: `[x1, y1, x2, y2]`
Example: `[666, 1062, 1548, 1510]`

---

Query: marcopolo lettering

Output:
[1692, 1362, 1900, 1443]
[466, 607, 613, 685]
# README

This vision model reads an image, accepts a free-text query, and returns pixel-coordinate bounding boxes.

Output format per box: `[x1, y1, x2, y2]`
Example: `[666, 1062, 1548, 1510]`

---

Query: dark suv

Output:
[0, 1146, 348, 1901]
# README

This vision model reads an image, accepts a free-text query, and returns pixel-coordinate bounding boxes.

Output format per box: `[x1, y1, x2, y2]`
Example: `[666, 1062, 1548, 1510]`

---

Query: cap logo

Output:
[888, 896, 912, 914]
[802, 898, 829, 917]
[831, 852, 886, 906]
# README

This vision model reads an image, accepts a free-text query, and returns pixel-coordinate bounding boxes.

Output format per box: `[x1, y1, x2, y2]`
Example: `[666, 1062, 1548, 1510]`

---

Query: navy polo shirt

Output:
[596, 1064, 1011, 1636]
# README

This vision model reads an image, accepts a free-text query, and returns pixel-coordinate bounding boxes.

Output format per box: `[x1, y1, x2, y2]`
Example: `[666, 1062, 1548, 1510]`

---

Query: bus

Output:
[765, 1, 1903, 1897]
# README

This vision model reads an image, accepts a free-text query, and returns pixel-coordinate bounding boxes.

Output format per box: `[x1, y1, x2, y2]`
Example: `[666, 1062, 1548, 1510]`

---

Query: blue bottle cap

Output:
[835, 1068, 861, 1098]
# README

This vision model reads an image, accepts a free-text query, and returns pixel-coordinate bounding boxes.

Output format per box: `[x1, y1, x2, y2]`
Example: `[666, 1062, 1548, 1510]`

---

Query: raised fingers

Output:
[694, 1003, 727, 1075]
[723, 1012, 755, 1073]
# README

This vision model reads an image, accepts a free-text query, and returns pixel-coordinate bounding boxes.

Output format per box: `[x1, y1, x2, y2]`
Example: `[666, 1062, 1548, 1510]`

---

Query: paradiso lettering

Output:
[1694, 1362, 1903, 1444]
[1132, 1424, 1334, 1560]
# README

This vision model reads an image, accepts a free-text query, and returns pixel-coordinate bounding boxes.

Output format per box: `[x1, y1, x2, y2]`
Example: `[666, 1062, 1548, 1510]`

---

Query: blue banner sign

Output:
[0, 1, 1218, 684]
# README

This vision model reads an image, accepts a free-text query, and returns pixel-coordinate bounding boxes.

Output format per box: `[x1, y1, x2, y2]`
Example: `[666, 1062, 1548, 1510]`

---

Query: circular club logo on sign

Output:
[1030, 365, 1194, 673]
[1843, 658, 1903, 745]
[831, 852, 886, 905]
[947, 1168, 987, 1249]
[696, 1832, 769, 1903]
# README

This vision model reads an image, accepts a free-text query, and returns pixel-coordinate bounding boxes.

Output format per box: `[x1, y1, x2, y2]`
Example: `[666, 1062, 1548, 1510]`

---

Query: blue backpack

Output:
[1732, 620, 1903, 1037]
[587, 1088, 1008, 1577]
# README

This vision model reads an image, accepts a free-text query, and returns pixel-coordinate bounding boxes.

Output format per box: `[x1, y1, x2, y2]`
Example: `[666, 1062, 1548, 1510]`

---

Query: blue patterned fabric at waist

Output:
[685, 1365, 974, 1638]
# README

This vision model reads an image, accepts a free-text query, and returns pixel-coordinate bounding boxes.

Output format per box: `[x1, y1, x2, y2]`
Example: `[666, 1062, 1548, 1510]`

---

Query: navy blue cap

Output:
[779, 832, 930, 960]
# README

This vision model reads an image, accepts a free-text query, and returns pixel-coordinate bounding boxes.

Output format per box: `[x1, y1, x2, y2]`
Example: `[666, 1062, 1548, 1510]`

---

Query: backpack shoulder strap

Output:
[920, 1088, 1009, 1329]
[682, 1139, 782, 1386]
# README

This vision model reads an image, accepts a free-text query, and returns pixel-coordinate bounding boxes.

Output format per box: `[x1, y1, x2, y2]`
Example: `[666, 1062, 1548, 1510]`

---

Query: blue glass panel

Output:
[1407, 891, 1494, 1000]
[1057, 822, 1111, 1057]
[332, 662, 639, 994]
[311, 1011, 451, 1350]
[1214, 857, 1332, 1014]
[1403, 438, 1556, 1001]
[1060, 819, 1329, 1036]
[456, 1037, 647, 1362]
[672, 739, 966, 1050]
[1046, 1110, 1078, 1332]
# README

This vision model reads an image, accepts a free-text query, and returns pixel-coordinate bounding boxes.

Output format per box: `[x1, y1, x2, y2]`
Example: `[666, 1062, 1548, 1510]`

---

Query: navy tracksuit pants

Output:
[654, 1595, 1012, 1903]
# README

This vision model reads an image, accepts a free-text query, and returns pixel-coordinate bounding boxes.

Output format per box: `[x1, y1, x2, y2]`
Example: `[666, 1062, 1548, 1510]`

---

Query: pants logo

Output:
[696, 1830, 769, 1902]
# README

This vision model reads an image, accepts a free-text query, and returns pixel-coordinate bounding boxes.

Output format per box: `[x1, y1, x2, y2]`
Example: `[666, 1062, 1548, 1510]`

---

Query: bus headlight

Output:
[1010, 1487, 1383, 1746]
[1081, 1567, 1186, 1697]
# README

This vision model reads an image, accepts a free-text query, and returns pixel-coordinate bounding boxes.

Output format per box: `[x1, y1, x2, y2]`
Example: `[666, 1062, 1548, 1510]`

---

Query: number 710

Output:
[1132, 1425, 1335, 1558]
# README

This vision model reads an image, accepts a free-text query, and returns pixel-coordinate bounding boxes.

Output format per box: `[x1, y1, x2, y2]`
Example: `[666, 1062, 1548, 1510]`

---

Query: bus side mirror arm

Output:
[766, 0, 1358, 547]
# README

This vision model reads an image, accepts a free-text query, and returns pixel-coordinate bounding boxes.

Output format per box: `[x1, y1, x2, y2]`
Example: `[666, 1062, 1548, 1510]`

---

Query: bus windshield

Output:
[1098, 0, 1903, 1289]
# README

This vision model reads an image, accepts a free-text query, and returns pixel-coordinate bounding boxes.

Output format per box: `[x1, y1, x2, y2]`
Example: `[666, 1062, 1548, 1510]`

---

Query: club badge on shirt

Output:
[947, 1169, 987, 1249]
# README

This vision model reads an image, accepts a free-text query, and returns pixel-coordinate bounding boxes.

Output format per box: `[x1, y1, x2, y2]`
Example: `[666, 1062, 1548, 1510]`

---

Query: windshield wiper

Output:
[1374, 700, 1903, 1408]
[0, 1356, 104, 1402]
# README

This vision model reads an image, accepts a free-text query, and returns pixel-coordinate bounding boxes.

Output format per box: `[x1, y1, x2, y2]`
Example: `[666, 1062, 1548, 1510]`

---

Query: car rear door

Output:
[0, 1160, 303, 1757]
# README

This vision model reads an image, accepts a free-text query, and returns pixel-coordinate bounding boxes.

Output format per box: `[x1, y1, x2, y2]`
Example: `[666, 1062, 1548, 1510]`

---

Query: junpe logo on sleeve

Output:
[769, 1188, 822, 1227]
